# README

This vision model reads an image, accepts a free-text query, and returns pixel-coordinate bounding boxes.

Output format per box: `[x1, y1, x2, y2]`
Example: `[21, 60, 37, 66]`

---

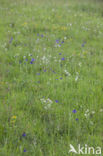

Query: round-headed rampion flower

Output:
[56, 40, 59, 44]
[55, 100, 59, 103]
[61, 58, 65, 60]
[76, 118, 79, 121]
[72, 109, 77, 113]
[24, 149, 27, 152]
[31, 58, 35, 62]
[22, 132, 26, 137]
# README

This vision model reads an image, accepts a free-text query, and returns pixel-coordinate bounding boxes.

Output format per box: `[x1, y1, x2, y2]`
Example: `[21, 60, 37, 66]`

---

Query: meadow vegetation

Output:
[0, 0, 103, 155]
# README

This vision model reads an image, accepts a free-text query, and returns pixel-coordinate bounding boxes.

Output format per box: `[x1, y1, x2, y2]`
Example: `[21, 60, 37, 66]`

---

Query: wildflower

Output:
[84, 109, 89, 118]
[56, 40, 59, 44]
[31, 58, 35, 61]
[22, 22, 27, 26]
[24, 149, 27, 152]
[36, 73, 40, 75]
[72, 109, 77, 113]
[40, 98, 53, 110]
[11, 116, 17, 119]
[91, 111, 95, 114]
[30, 61, 33, 64]
[61, 41, 64, 44]
[52, 70, 56, 74]
[25, 59, 28, 61]
[22, 132, 26, 137]
[41, 34, 44, 37]
[100, 109, 103, 112]
[81, 42, 86, 47]
[59, 53, 62, 55]
[61, 58, 65, 60]
[28, 54, 32, 56]
[9, 37, 13, 43]
[64, 69, 71, 76]
[75, 76, 78, 81]
[76, 118, 79, 121]
[55, 100, 59, 103]
[60, 77, 62, 79]
[64, 37, 67, 40]
[44, 70, 46, 72]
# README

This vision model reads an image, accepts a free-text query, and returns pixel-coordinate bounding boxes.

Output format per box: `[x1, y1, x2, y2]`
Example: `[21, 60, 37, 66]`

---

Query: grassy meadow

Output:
[0, 0, 103, 155]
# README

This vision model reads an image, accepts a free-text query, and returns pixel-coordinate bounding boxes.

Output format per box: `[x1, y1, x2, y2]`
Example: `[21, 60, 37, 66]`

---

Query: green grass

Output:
[0, 0, 103, 155]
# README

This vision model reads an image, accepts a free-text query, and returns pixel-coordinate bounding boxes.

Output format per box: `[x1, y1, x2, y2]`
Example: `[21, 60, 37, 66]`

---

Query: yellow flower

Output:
[61, 26, 67, 31]
[22, 22, 27, 26]
[11, 115, 17, 119]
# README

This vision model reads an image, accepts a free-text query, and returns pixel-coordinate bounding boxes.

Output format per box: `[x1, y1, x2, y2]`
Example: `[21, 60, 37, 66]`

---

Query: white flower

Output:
[100, 109, 103, 112]
[75, 76, 78, 81]
[64, 69, 71, 76]
[40, 98, 53, 110]
[64, 36, 67, 40]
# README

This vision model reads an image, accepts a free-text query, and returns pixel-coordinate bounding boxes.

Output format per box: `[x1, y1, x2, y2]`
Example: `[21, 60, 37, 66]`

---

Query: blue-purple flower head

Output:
[81, 41, 86, 47]
[31, 58, 35, 61]
[41, 34, 44, 37]
[22, 132, 26, 137]
[30, 58, 35, 64]
[59, 53, 62, 55]
[23, 149, 27, 152]
[56, 40, 59, 44]
[55, 100, 59, 103]
[9, 37, 13, 43]
[76, 118, 79, 121]
[61, 57, 65, 61]
[36, 73, 40, 75]
[72, 109, 77, 113]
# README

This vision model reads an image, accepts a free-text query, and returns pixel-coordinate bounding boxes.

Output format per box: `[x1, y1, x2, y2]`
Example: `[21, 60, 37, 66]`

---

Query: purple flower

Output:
[25, 59, 28, 61]
[30, 61, 33, 64]
[61, 41, 64, 44]
[44, 70, 46, 72]
[61, 58, 65, 60]
[31, 58, 35, 61]
[76, 118, 79, 121]
[72, 109, 77, 113]
[59, 53, 62, 55]
[36, 73, 40, 75]
[55, 100, 59, 103]
[56, 40, 59, 44]
[37, 34, 39, 36]
[41, 34, 44, 37]
[52, 71, 56, 74]
[24, 149, 27, 152]
[22, 132, 26, 137]
[56, 79, 58, 80]
[9, 37, 13, 43]
[81, 42, 86, 47]
[60, 77, 62, 79]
